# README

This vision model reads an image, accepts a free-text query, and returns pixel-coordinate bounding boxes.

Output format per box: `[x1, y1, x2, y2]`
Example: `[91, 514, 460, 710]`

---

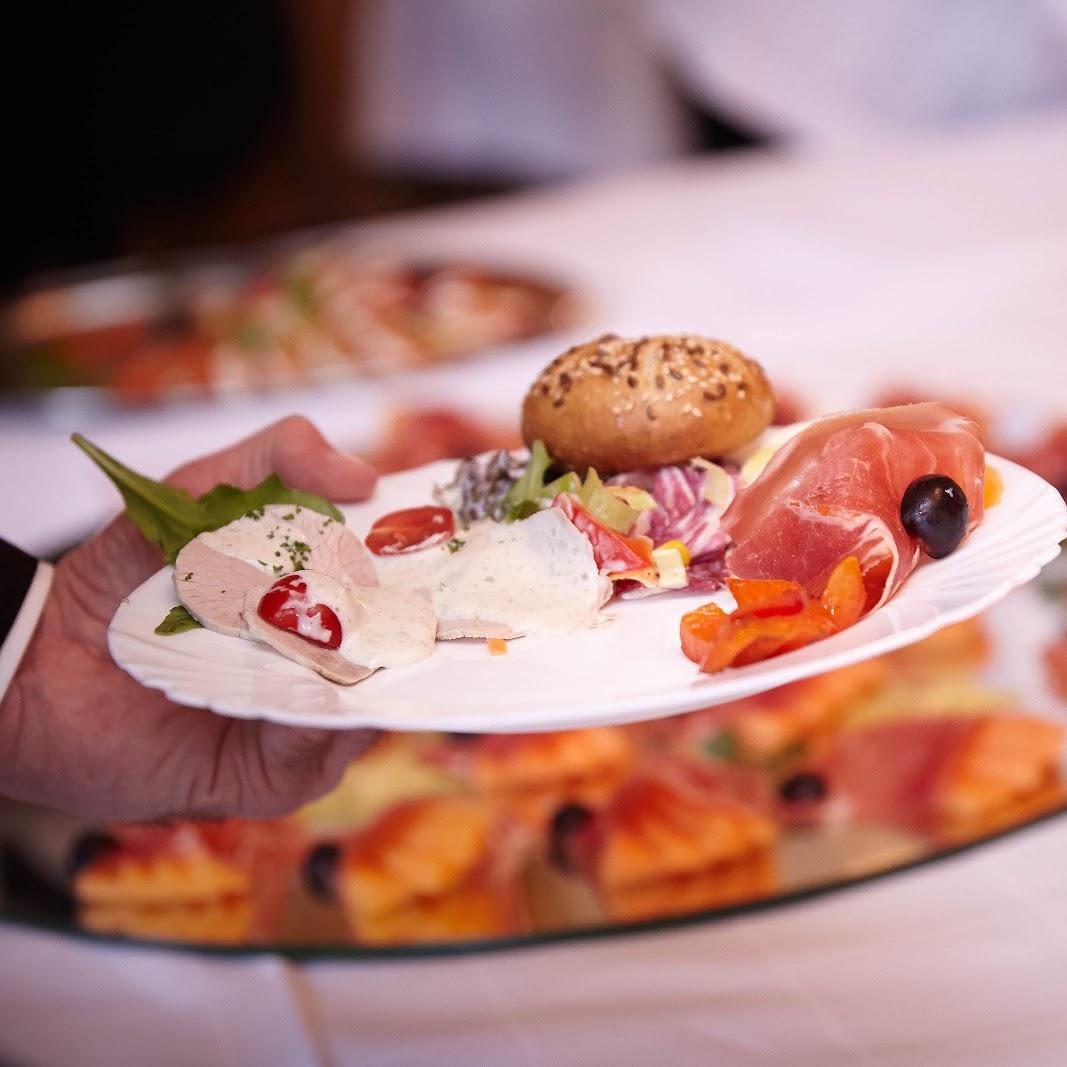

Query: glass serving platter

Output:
[3, 579, 1065, 959]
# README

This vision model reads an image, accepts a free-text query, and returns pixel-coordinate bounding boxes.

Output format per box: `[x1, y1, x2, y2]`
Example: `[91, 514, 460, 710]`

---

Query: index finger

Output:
[168, 416, 378, 502]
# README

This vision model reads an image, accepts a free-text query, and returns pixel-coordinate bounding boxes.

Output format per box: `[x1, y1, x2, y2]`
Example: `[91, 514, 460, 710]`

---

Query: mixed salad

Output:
[426, 438, 753, 598]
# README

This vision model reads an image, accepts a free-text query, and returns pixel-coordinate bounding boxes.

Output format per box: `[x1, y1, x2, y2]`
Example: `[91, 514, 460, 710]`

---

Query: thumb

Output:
[267, 416, 379, 503]
[168, 415, 378, 502]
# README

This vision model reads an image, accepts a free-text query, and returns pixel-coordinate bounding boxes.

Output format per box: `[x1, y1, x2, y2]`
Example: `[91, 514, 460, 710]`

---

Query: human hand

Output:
[0, 416, 381, 822]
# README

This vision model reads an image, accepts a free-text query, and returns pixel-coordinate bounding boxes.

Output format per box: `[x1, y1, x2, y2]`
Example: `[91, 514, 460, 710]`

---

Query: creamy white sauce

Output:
[372, 509, 611, 637]
[267, 570, 436, 670]
[200, 504, 337, 577]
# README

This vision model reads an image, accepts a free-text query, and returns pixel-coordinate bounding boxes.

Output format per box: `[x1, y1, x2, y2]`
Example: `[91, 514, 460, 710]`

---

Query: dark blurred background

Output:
[10, 0, 1067, 289]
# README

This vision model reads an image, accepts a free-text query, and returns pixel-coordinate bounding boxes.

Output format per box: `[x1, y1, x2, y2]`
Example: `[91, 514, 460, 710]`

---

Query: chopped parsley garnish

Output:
[280, 538, 311, 569]
[446, 537, 466, 553]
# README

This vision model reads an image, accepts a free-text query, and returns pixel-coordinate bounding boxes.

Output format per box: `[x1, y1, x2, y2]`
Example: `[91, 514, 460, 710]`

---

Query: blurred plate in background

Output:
[1, 240, 581, 410]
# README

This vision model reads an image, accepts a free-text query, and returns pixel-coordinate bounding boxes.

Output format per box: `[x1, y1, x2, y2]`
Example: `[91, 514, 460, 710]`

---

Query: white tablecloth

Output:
[3, 114, 1067, 1064]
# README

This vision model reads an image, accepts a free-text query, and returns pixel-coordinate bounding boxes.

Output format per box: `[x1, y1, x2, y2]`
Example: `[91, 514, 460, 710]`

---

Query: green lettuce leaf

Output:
[577, 467, 640, 533]
[72, 434, 342, 564]
[154, 605, 204, 636]
[503, 439, 554, 521]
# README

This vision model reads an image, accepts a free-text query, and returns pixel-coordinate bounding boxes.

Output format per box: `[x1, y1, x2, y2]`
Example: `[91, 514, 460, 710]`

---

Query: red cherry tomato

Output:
[366, 506, 455, 556]
[257, 574, 342, 649]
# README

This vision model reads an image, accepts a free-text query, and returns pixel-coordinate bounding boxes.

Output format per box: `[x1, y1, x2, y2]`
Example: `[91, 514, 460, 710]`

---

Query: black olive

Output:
[778, 771, 828, 804]
[900, 475, 969, 559]
[304, 842, 341, 900]
[65, 831, 119, 879]
[547, 802, 593, 873]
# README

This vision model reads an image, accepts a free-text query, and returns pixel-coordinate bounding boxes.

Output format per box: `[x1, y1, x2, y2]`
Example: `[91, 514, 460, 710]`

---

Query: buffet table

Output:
[3, 114, 1067, 1065]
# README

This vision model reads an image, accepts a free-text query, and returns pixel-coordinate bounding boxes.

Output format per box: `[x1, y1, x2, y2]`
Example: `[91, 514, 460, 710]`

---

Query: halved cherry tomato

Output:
[366, 506, 455, 556]
[556, 496, 654, 574]
[257, 574, 342, 649]
[819, 556, 865, 630]
[680, 603, 730, 663]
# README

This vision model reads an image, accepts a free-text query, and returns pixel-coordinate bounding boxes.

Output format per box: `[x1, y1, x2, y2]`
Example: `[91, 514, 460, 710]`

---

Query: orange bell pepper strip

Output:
[726, 577, 807, 617]
[680, 603, 730, 664]
[819, 556, 865, 630]
[688, 556, 866, 674]
[700, 603, 836, 673]
[983, 464, 1003, 509]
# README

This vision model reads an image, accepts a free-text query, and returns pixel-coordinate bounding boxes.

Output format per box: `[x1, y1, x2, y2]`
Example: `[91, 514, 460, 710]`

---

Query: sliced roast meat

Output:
[173, 539, 269, 638]
[373, 508, 610, 639]
[198, 504, 377, 586]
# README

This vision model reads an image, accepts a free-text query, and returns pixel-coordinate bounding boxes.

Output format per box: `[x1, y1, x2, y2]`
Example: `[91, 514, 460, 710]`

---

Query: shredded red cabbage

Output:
[610, 462, 735, 595]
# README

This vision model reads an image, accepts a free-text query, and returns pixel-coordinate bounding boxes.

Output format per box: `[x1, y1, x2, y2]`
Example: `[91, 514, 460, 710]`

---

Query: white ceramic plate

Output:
[109, 455, 1066, 733]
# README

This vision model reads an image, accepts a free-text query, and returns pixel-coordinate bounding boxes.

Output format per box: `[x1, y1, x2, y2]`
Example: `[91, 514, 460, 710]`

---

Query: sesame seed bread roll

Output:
[521, 334, 775, 472]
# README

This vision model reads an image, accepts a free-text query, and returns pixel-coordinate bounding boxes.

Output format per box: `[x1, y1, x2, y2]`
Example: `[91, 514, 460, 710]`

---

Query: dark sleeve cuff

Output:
[0, 539, 40, 647]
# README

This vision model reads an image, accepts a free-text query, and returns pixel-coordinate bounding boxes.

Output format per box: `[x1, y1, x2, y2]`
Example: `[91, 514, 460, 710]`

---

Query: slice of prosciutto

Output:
[722, 404, 985, 611]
